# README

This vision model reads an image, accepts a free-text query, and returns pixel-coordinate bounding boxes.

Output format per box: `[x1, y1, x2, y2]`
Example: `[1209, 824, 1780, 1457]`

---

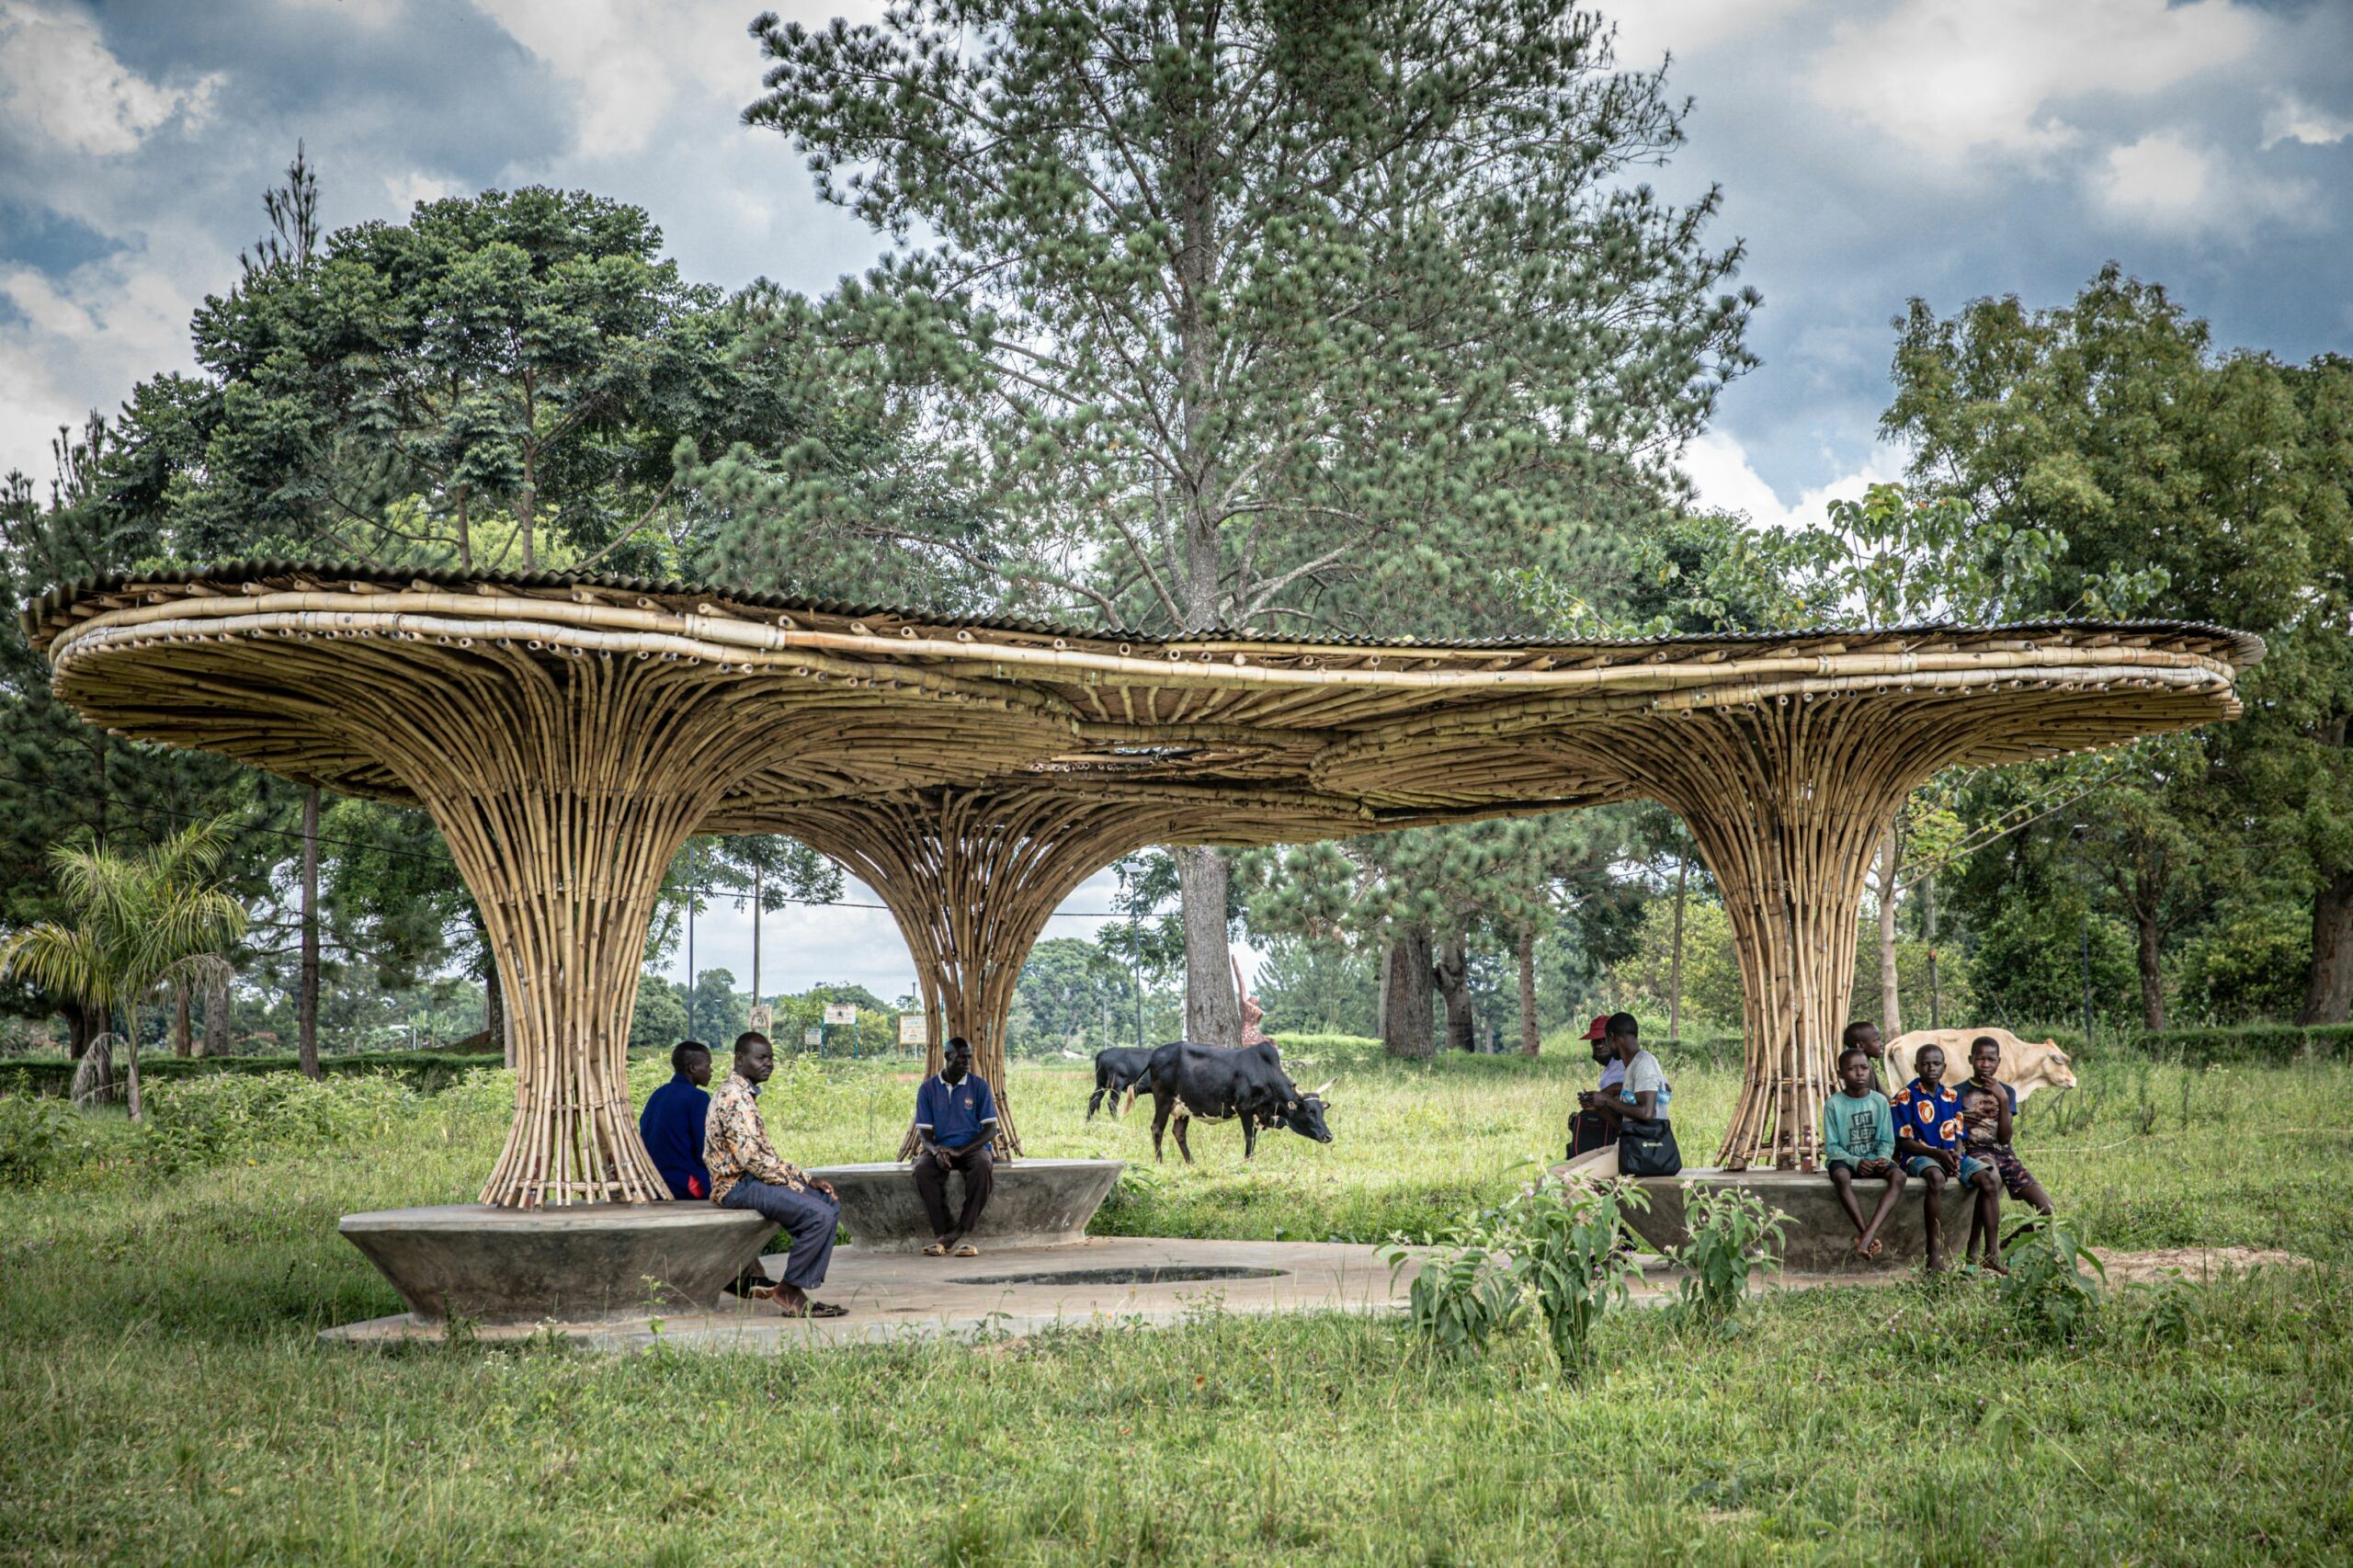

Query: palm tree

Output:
[2, 819, 248, 1121]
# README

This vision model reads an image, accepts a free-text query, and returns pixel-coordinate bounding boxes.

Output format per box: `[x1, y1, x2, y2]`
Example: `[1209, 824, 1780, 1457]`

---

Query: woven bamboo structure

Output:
[24, 563, 2260, 1198]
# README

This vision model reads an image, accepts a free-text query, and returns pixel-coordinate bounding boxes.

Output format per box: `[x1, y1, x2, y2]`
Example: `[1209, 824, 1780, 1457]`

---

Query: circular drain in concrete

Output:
[948, 1265, 1287, 1287]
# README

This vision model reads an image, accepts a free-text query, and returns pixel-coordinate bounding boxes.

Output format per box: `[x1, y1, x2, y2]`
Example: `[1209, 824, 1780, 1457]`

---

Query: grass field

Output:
[1, 1039, 2347, 1563]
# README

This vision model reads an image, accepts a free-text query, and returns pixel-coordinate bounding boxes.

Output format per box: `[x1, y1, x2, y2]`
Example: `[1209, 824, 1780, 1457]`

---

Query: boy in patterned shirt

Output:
[1889, 1042, 2000, 1272]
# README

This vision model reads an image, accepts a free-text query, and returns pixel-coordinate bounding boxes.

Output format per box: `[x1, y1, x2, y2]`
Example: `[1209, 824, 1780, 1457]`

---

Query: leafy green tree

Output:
[742, 0, 1756, 1041]
[0, 819, 247, 1119]
[1884, 268, 2353, 1021]
[1014, 937, 1138, 1050]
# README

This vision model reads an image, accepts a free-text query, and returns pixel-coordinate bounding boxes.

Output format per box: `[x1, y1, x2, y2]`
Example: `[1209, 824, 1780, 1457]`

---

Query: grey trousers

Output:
[720, 1178, 839, 1289]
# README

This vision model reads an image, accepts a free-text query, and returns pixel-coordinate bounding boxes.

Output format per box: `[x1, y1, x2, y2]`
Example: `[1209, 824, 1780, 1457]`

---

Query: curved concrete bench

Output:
[807, 1158, 1124, 1252]
[340, 1202, 778, 1324]
[1613, 1167, 1973, 1271]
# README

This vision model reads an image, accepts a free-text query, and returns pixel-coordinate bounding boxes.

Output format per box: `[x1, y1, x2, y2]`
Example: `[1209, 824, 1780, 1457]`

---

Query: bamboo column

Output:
[794, 790, 1173, 1155]
[1608, 696, 1974, 1171]
[334, 650, 766, 1207]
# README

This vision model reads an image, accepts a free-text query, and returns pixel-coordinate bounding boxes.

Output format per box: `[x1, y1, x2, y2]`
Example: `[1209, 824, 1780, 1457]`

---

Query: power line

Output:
[0, 771, 1160, 919]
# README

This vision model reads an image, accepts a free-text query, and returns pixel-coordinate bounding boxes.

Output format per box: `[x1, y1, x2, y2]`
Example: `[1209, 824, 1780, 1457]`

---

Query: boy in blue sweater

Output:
[1823, 1045, 1904, 1260]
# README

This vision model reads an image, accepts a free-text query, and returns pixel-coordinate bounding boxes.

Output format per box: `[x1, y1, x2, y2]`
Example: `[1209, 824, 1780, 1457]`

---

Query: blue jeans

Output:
[720, 1178, 839, 1290]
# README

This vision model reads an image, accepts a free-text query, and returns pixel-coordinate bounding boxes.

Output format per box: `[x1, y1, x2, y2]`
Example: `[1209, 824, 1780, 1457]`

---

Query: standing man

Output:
[912, 1035, 999, 1257]
[707, 1032, 846, 1318]
[639, 1040, 714, 1200]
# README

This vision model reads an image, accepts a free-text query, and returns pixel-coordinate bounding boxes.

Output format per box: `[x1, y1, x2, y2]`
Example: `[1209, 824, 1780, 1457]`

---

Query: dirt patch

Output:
[2099, 1246, 2308, 1285]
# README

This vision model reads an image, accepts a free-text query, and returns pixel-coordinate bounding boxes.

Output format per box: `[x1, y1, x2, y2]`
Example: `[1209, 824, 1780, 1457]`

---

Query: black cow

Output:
[1138, 1040, 1333, 1163]
[1086, 1046, 1155, 1120]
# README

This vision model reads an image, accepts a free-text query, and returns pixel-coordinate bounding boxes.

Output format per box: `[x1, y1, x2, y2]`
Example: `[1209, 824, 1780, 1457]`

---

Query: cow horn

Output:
[1313, 1078, 1334, 1099]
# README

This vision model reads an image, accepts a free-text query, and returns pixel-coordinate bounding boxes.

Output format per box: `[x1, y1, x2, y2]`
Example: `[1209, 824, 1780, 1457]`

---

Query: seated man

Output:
[639, 1040, 714, 1200]
[1564, 1015, 1623, 1162]
[912, 1035, 1000, 1258]
[1889, 1042, 1999, 1273]
[706, 1032, 845, 1318]
[1823, 1043, 1904, 1260]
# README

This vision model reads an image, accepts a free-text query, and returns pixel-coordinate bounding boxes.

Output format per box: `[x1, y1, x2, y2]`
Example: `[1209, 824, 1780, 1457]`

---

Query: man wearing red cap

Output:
[1565, 1014, 1624, 1159]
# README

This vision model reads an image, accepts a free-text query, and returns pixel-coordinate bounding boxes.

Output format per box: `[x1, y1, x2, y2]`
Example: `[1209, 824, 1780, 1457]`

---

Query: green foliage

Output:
[1666, 1187, 1789, 1336]
[1391, 1170, 1647, 1374]
[1996, 1215, 2106, 1346]
[742, 0, 1754, 635]
[1014, 937, 1142, 1052]
[0, 1094, 67, 1187]
[141, 1071, 425, 1175]
[2171, 904, 2314, 1023]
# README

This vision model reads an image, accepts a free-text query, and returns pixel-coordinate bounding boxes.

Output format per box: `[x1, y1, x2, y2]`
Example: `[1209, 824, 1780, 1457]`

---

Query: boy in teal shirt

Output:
[1824, 1045, 1904, 1261]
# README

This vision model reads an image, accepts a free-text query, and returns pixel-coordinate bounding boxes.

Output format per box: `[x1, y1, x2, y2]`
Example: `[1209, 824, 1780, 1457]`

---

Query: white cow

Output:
[1886, 1028, 2078, 1107]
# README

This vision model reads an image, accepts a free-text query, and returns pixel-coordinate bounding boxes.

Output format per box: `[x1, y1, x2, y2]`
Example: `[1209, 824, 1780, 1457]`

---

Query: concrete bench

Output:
[807, 1157, 1124, 1252]
[1610, 1166, 1973, 1271]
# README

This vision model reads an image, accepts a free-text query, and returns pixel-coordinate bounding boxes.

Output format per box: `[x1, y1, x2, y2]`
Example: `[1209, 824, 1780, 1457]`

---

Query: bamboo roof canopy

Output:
[25, 562, 2262, 1198]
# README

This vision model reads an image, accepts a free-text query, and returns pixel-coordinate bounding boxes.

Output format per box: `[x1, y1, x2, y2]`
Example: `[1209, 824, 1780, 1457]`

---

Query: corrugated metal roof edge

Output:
[20, 557, 2268, 666]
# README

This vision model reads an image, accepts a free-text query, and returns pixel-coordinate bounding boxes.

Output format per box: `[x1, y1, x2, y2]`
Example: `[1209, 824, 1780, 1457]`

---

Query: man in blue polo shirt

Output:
[912, 1035, 998, 1257]
[639, 1040, 714, 1200]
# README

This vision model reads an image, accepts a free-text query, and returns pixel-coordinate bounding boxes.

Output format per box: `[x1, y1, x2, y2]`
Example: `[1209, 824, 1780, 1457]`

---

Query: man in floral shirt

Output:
[707, 1032, 846, 1318]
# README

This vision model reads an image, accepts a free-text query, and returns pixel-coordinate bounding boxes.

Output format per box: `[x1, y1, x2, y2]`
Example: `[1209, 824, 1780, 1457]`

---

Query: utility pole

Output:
[685, 846, 698, 1043]
[751, 858, 763, 1015]
[2081, 915, 2094, 1050]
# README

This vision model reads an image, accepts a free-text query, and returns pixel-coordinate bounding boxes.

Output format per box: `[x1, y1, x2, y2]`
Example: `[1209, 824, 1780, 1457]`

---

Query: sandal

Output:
[773, 1293, 848, 1319]
[922, 1240, 950, 1257]
[953, 1241, 980, 1257]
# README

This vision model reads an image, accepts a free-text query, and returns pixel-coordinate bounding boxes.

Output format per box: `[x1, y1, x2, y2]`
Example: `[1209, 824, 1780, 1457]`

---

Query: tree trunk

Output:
[751, 860, 763, 1007]
[173, 987, 192, 1058]
[2298, 868, 2353, 1026]
[1876, 818, 1902, 1036]
[1381, 927, 1435, 1060]
[123, 1004, 142, 1123]
[2136, 911, 2166, 1030]
[1434, 928, 1475, 1052]
[1923, 871, 1941, 1031]
[484, 956, 511, 1069]
[1668, 852, 1688, 1042]
[1516, 926, 1540, 1057]
[63, 1000, 93, 1061]
[298, 783, 322, 1079]
[1175, 846, 1240, 1044]
[203, 975, 228, 1058]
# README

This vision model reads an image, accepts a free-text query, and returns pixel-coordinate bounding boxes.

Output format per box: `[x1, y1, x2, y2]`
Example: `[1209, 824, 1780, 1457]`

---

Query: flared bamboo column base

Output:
[371, 656, 756, 1207]
[794, 790, 1175, 1157]
[1614, 700, 1963, 1170]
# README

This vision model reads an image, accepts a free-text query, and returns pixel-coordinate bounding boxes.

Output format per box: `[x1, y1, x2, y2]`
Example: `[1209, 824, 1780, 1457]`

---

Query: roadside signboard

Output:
[899, 1014, 930, 1046]
[802, 1027, 822, 1048]
[747, 1004, 772, 1032]
[823, 1003, 858, 1026]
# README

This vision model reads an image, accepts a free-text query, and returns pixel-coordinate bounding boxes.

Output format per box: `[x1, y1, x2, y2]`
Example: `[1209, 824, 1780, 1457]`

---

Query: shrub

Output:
[1389, 1167, 1647, 1374]
[1666, 1186, 1789, 1335]
[1996, 1214, 2105, 1346]
[141, 1071, 425, 1174]
[0, 1095, 68, 1187]
[1513, 1176, 1647, 1374]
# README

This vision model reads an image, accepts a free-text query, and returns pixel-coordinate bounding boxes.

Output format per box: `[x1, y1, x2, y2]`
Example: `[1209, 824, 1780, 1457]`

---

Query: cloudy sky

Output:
[6, 0, 2350, 1002]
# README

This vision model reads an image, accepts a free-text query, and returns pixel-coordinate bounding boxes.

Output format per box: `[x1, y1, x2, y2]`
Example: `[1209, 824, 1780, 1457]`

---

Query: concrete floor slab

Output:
[317, 1238, 2302, 1354]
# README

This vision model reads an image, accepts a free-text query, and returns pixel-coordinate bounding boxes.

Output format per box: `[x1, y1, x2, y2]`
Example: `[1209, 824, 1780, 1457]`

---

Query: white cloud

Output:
[1808, 0, 2263, 160]
[0, 0, 222, 156]
[2091, 129, 2309, 234]
[1598, 0, 1808, 67]
[473, 0, 887, 160]
[1679, 429, 1906, 534]
[2262, 91, 2353, 151]
[383, 171, 462, 213]
[0, 248, 211, 480]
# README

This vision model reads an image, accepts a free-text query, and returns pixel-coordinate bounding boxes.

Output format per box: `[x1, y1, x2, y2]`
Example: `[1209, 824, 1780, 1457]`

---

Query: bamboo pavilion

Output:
[24, 563, 2261, 1208]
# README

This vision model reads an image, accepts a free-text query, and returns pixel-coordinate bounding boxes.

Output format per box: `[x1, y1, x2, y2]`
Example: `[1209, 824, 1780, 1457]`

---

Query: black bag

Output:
[1564, 1108, 1617, 1161]
[1616, 1117, 1682, 1177]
